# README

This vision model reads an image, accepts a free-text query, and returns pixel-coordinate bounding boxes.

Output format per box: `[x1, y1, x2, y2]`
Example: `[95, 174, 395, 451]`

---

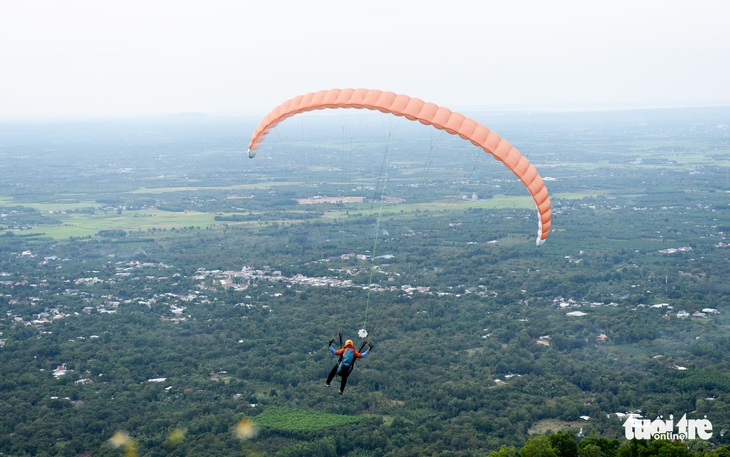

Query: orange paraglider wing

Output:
[247, 88, 551, 245]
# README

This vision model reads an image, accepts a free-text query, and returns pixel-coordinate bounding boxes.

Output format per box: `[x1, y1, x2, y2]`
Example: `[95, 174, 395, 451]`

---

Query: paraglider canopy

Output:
[247, 88, 551, 245]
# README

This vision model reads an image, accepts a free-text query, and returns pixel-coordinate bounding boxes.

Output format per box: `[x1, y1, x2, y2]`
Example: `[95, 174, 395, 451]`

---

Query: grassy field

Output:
[129, 181, 302, 194]
[2, 190, 595, 240]
[14, 201, 100, 212]
[251, 406, 361, 432]
[321, 192, 596, 218]
[6, 208, 216, 239]
[528, 418, 589, 435]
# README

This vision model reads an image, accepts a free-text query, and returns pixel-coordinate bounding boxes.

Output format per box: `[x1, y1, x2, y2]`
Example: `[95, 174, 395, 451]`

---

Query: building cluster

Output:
[2, 253, 438, 331]
[555, 297, 720, 320]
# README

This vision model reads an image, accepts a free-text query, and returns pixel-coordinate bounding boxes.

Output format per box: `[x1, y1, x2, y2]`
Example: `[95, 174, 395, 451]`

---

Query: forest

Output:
[0, 107, 728, 456]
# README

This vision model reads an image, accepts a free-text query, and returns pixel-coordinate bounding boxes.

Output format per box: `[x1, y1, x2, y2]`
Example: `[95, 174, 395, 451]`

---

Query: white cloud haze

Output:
[1, 0, 728, 119]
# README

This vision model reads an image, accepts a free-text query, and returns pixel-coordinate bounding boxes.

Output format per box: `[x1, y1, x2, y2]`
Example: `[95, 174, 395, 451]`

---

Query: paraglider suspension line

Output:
[363, 126, 394, 334]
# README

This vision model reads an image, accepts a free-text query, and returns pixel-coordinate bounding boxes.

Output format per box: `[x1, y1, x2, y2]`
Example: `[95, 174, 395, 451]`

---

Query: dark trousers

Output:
[327, 363, 351, 392]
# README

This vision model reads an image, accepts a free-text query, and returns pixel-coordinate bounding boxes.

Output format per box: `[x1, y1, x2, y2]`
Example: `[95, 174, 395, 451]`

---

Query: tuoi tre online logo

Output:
[623, 414, 712, 440]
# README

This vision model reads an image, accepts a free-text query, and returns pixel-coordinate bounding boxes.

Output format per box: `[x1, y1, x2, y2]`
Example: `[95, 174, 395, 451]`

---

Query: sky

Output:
[1, 0, 729, 119]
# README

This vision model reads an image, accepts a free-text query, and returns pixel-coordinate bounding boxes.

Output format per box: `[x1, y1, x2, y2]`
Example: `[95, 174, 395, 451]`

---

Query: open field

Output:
[528, 419, 593, 435]
[251, 406, 361, 432]
[129, 182, 297, 194]
[5, 208, 216, 239]
[2, 190, 594, 240]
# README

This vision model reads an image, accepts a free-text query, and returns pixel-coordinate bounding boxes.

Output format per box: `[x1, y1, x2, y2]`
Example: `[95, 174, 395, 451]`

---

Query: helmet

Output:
[345, 339, 354, 347]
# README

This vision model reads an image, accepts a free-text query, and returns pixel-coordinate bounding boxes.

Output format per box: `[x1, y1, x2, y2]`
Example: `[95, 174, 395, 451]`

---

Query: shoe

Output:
[338, 389, 343, 395]
[324, 383, 330, 387]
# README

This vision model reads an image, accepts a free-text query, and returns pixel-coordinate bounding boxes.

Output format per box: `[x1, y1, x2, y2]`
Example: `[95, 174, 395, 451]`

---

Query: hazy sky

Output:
[1, 0, 729, 119]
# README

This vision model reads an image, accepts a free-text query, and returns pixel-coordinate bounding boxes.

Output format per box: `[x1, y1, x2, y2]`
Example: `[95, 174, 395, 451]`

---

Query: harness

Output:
[337, 347, 356, 376]
[332, 334, 369, 378]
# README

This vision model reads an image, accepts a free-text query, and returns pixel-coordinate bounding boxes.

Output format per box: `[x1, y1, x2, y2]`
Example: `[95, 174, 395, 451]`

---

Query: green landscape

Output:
[0, 107, 729, 456]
